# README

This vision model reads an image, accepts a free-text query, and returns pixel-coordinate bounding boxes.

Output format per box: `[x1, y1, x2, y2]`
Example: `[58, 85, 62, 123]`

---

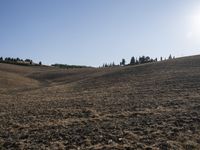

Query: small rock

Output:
[108, 139, 113, 144]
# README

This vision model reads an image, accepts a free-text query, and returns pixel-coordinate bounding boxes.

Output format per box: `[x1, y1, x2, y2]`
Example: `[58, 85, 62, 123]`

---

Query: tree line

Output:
[51, 64, 90, 69]
[101, 54, 175, 68]
[0, 54, 175, 68]
[0, 57, 42, 66]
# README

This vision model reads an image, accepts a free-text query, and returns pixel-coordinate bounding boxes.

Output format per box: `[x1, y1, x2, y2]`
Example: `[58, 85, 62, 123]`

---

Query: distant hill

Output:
[51, 63, 92, 69]
[1, 55, 200, 149]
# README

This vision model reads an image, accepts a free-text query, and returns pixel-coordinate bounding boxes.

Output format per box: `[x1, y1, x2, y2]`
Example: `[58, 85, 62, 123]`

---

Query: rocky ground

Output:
[1, 56, 200, 149]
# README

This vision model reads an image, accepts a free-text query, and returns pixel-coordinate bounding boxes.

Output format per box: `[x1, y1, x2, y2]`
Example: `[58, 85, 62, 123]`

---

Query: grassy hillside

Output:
[0, 55, 200, 149]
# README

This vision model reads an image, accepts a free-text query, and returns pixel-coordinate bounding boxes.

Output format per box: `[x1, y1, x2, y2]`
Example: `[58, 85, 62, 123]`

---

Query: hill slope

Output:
[1, 55, 200, 149]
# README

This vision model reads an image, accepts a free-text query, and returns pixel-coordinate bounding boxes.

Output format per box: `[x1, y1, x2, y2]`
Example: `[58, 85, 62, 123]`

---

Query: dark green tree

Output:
[130, 56, 136, 65]
[112, 62, 115, 67]
[168, 54, 172, 59]
[120, 59, 126, 66]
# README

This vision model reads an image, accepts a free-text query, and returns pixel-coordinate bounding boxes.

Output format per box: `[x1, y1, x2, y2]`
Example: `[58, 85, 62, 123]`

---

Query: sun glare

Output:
[192, 13, 200, 32]
[188, 7, 200, 39]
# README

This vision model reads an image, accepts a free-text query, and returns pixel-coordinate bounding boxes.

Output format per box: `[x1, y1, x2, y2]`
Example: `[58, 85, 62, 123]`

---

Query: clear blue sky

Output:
[0, 0, 200, 66]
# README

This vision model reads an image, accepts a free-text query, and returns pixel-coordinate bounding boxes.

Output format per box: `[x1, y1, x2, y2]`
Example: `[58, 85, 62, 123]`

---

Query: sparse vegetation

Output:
[0, 55, 200, 149]
[101, 54, 174, 68]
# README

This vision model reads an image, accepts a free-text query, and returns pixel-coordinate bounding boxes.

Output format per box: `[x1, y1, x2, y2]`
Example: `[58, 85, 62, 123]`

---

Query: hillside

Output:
[0, 55, 200, 149]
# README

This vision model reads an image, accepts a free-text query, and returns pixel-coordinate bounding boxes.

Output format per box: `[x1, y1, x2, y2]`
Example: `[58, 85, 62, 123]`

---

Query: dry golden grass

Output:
[1, 55, 200, 149]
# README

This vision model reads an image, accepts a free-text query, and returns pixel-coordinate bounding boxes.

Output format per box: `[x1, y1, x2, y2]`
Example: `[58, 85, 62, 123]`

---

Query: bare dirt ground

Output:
[1, 55, 200, 149]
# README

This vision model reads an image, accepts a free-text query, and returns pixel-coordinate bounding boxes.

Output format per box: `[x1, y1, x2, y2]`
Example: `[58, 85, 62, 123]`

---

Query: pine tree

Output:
[121, 59, 126, 66]
[130, 56, 136, 65]
[168, 54, 172, 59]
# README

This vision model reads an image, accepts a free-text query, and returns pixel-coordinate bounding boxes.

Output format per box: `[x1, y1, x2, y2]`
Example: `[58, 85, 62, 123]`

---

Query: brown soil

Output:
[1, 55, 200, 149]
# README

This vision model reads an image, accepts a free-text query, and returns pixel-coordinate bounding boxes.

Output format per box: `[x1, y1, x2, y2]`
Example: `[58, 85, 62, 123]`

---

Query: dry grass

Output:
[1, 55, 200, 149]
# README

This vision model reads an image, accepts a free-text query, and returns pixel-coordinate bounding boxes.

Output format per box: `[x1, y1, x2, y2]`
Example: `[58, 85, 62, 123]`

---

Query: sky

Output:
[0, 0, 200, 66]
